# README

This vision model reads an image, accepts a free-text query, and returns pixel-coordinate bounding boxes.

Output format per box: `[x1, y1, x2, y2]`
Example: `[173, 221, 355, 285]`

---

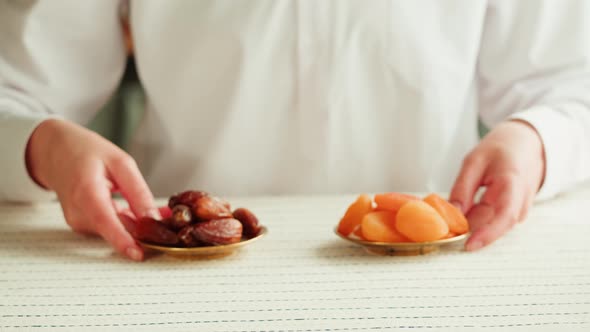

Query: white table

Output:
[1, 192, 589, 331]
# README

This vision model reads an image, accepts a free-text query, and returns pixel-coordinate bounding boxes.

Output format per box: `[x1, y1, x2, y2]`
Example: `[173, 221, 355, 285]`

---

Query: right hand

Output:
[26, 118, 159, 261]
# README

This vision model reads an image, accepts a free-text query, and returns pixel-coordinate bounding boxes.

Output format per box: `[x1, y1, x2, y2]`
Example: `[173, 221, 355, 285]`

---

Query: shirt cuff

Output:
[508, 105, 576, 201]
[0, 111, 56, 202]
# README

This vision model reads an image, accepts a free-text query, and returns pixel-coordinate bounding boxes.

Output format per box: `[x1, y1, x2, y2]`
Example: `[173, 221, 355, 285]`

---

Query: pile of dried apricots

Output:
[337, 193, 469, 243]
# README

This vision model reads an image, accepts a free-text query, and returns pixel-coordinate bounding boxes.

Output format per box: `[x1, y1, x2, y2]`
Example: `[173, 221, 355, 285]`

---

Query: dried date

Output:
[160, 217, 185, 231]
[191, 218, 243, 245]
[172, 204, 192, 224]
[193, 196, 232, 220]
[136, 217, 179, 245]
[178, 225, 200, 247]
[232, 208, 261, 237]
[168, 190, 208, 209]
[127, 190, 262, 249]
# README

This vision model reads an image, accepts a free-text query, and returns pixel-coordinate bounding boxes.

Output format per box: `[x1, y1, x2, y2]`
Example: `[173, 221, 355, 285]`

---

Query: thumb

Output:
[464, 174, 522, 251]
[449, 153, 488, 214]
[107, 154, 160, 220]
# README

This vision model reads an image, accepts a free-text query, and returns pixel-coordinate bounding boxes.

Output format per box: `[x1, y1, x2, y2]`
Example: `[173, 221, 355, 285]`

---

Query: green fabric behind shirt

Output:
[87, 59, 145, 150]
[88, 59, 489, 151]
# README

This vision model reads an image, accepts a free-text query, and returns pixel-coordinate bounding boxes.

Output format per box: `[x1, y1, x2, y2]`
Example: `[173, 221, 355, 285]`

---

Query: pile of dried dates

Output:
[132, 190, 261, 247]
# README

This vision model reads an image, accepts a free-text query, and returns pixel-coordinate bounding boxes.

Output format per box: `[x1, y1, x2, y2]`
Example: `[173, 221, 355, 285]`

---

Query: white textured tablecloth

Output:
[1, 192, 589, 331]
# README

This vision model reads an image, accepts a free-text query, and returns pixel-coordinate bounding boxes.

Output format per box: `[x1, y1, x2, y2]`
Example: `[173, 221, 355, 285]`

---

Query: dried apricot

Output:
[395, 200, 449, 242]
[374, 193, 419, 213]
[361, 211, 409, 243]
[423, 193, 469, 234]
[337, 194, 373, 236]
[350, 225, 365, 240]
[441, 232, 458, 239]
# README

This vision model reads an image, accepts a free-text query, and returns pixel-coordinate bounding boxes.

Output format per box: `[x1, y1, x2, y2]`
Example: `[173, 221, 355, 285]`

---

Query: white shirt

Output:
[1, 0, 590, 200]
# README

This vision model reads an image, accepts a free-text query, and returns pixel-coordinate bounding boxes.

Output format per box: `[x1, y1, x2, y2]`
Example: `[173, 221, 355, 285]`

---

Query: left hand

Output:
[449, 120, 546, 251]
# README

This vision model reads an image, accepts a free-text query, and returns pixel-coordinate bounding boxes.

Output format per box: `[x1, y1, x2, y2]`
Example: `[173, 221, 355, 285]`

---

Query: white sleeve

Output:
[478, 0, 590, 199]
[0, 0, 127, 202]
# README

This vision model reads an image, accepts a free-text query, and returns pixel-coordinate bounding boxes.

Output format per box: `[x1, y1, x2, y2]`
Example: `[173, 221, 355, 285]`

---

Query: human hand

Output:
[449, 120, 546, 251]
[26, 118, 159, 261]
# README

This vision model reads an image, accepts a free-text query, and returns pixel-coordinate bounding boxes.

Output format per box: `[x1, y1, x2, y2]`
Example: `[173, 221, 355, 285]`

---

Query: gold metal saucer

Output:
[334, 227, 468, 256]
[140, 226, 267, 258]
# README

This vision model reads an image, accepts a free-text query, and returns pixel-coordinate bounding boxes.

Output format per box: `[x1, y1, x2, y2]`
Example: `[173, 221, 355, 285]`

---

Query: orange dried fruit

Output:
[361, 211, 410, 243]
[337, 194, 373, 236]
[374, 193, 419, 213]
[441, 232, 458, 239]
[348, 225, 365, 240]
[395, 200, 449, 242]
[423, 193, 469, 235]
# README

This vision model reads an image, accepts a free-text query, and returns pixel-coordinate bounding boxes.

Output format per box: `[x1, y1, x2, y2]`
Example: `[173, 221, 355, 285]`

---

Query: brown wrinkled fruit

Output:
[168, 190, 208, 209]
[232, 208, 261, 237]
[172, 204, 192, 224]
[178, 225, 200, 247]
[127, 190, 262, 249]
[221, 200, 231, 210]
[136, 217, 179, 245]
[193, 196, 232, 220]
[160, 216, 186, 231]
[191, 218, 243, 245]
[120, 213, 138, 238]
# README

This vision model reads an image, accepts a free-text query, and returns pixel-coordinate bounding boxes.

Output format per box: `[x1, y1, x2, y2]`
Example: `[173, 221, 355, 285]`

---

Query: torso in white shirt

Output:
[125, 1, 485, 196]
[2, 0, 588, 202]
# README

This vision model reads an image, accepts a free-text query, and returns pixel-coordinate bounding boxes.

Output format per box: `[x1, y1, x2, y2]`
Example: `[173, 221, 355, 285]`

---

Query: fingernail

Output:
[466, 240, 483, 251]
[145, 208, 162, 220]
[450, 201, 463, 212]
[126, 247, 143, 261]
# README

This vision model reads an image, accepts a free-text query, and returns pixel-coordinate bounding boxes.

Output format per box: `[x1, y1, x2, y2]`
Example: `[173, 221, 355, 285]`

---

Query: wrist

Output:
[25, 118, 62, 190]
[507, 119, 546, 191]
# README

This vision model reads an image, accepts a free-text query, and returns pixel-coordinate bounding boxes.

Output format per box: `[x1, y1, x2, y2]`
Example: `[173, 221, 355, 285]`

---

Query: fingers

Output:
[118, 212, 138, 238]
[465, 174, 523, 251]
[60, 204, 94, 236]
[518, 192, 534, 223]
[159, 206, 172, 219]
[116, 205, 171, 221]
[464, 202, 494, 234]
[451, 147, 528, 252]
[116, 205, 171, 237]
[82, 183, 144, 261]
[37, 121, 149, 261]
[449, 153, 488, 214]
[107, 154, 160, 220]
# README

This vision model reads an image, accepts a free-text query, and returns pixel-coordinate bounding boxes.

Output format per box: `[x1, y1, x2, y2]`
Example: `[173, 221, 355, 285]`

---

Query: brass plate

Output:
[334, 227, 468, 256]
[140, 226, 267, 258]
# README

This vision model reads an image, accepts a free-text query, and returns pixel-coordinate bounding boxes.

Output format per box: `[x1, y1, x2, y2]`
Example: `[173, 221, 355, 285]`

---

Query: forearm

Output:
[0, 0, 127, 201]
[478, 0, 590, 198]
[0, 89, 55, 202]
[509, 103, 590, 199]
